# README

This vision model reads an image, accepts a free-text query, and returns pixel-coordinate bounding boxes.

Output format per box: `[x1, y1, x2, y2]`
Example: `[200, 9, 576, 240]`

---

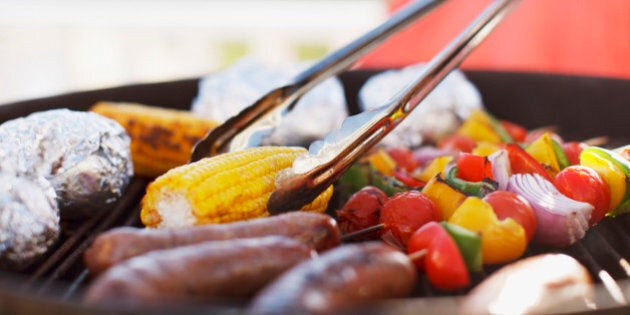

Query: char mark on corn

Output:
[90, 101, 219, 177]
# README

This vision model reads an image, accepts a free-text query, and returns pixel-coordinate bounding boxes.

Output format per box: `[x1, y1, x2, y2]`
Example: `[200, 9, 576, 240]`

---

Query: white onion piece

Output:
[488, 149, 511, 190]
[507, 173, 593, 247]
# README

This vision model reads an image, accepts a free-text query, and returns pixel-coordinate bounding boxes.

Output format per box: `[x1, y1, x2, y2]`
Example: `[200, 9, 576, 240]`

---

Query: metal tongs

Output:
[189, 0, 447, 162]
[266, 0, 521, 213]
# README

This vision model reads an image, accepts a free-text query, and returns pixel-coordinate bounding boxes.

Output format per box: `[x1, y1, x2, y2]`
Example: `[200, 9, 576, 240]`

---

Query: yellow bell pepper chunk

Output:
[421, 173, 467, 221]
[449, 197, 527, 265]
[580, 148, 626, 210]
[525, 132, 560, 177]
[472, 141, 501, 157]
[415, 156, 453, 182]
[367, 149, 397, 176]
[456, 110, 502, 144]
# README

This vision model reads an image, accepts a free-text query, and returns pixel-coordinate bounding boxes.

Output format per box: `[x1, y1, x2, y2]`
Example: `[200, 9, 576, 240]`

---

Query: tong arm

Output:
[268, 0, 522, 214]
[189, 0, 447, 162]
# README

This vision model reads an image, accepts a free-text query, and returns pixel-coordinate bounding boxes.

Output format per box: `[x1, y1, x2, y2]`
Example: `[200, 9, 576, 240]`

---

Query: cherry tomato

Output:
[407, 221, 470, 291]
[563, 141, 588, 165]
[456, 153, 494, 182]
[386, 147, 419, 173]
[553, 165, 610, 225]
[336, 186, 388, 240]
[437, 134, 476, 153]
[499, 120, 528, 143]
[379, 190, 438, 248]
[506, 143, 553, 181]
[483, 190, 537, 243]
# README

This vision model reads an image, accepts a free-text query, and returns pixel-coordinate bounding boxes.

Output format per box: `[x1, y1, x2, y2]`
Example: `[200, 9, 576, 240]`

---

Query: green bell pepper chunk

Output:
[441, 221, 483, 272]
[444, 167, 498, 198]
[551, 137, 571, 170]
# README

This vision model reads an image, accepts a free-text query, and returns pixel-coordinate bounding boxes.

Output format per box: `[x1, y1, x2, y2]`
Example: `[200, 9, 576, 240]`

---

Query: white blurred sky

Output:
[0, 0, 385, 104]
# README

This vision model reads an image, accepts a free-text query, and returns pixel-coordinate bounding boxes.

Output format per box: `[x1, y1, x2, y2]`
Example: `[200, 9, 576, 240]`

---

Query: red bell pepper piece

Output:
[407, 221, 471, 291]
[386, 147, 419, 173]
[506, 143, 552, 181]
[499, 119, 528, 143]
[456, 153, 494, 182]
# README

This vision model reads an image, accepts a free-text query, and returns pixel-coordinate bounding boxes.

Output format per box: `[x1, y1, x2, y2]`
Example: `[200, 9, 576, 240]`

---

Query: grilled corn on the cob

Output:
[90, 102, 219, 177]
[140, 146, 333, 227]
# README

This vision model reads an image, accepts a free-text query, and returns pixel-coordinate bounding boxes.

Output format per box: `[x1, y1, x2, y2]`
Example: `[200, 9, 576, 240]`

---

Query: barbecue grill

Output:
[1, 70, 630, 314]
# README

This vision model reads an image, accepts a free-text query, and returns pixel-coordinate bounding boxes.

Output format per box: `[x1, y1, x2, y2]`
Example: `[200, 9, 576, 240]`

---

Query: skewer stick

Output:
[407, 249, 428, 262]
[340, 223, 385, 242]
[340, 223, 427, 262]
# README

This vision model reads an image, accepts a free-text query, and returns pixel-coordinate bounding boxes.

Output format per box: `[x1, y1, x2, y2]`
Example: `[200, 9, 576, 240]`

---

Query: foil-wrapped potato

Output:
[191, 58, 348, 146]
[359, 62, 483, 148]
[0, 173, 59, 271]
[0, 109, 133, 218]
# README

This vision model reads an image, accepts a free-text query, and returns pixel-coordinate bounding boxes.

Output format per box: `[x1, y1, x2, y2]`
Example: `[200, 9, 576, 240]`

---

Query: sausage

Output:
[84, 211, 340, 275]
[84, 236, 314, 306]
[248, 242, 417, 315]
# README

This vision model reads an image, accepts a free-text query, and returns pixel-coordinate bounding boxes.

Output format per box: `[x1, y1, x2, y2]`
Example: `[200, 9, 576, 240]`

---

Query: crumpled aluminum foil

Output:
[0, 109, 133, 218]
[191, 57, 348, 146]
[359, 63, 483, 148]
[0, 173, 59, 271]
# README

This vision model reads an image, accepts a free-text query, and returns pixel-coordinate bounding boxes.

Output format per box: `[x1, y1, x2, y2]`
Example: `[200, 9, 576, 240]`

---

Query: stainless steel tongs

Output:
[189, 0, 448, 162]
[266, 0, 521, 213]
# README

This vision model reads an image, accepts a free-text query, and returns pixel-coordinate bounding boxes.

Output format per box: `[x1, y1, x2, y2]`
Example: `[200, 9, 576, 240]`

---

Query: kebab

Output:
[330, 109, 624, 289]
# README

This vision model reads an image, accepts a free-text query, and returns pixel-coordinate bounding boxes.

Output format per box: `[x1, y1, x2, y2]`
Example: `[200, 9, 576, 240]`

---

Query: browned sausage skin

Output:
[248, 242, 417, 315]
[84, 212, 340, 275]
[84, 236, 315, 307]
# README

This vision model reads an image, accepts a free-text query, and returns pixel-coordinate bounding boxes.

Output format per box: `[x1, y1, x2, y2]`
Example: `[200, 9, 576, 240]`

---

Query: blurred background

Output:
[1, 0, 629, 105]
[0, 0, 384, 104]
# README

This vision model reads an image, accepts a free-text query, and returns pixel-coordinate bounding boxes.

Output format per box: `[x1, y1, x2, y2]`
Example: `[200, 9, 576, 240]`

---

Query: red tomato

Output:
[336, 186, 388, 240]
[553, 165, 610, 225]
[562, 141, 588, 165]
[379, 190, 438, 248]
[387, 147, 419, 173]
[483, 190, 537, 243]
[506, 143, 553, 181]
[407, 221, 470, 291]
[437, 134, 476, 153]
[500, 120, 528, 143]
[456, 153, 494, 182]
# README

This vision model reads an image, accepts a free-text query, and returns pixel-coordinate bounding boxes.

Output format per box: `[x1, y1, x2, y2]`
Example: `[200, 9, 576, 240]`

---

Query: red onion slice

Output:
[488, 149, 511, 190]
[507, 173, 593, 247]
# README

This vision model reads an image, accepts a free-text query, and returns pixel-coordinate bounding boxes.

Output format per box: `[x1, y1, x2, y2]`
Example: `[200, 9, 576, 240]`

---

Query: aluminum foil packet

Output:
[0, 173, 59, 271]
[0, 109, 133, 218]
[191, 57, 348, 146]
[359, 63, 483, 148]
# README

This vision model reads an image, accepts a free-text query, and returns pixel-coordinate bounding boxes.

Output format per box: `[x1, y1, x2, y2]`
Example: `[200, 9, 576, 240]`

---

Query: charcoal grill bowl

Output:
[1, 70, 630, 314]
